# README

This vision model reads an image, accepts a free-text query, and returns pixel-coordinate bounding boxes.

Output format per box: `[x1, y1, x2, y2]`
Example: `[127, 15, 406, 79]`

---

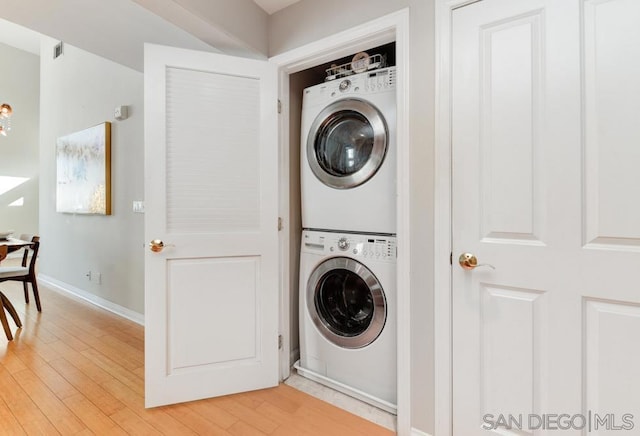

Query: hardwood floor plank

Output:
[48, 340, 114, 384]
[232, 390, 266, 410]
[101, 325, 144, 351]
[62, 393, 127, 435]
[48, 357, 125, 416]
[38, 318, 92, 352]
[101, 378, 197, 435]
[0, 397, 27, 435]
[109, 407, 162, 436]
[227, 420, 267, 436]
[162, 404, 234, 435]
[81, 348, 145, 396]
[254, 402, 316, 436]
[211, 397, 279, 434]
[10, 346, 79, 399]
[0, 344, 28, 374]
[12, 368, 86, 434]
[180, 398, 240, 429]
[78, 334, 143, 372]
[247, 387, 301, 414]
[0, 365, 60, 435]
[13, 331, 63, 363]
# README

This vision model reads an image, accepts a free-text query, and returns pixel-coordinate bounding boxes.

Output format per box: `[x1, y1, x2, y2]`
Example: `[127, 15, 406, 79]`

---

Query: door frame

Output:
[270, 8, 411, 435]
[434, 1, 483, 435]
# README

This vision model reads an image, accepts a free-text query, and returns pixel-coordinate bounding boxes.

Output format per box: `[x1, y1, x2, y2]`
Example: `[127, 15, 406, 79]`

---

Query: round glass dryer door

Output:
[307, 257, 386, 349]
[307, 98, 388, 189]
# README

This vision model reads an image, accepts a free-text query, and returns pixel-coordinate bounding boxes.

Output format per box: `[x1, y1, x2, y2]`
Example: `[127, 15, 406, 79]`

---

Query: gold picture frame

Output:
[56, 122, 111, 215]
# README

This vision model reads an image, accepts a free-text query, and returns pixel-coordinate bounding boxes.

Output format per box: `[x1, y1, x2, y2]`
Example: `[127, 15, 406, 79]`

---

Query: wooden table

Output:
[0, 238, 30, 340]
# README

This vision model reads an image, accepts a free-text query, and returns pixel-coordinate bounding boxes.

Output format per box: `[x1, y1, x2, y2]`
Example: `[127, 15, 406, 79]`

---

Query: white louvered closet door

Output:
[144, 44, 279, 407]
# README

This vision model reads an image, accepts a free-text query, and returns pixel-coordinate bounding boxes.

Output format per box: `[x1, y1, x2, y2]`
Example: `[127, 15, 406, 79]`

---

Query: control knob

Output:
[337, 237, 350, 251]
[339, 79, 351, 92]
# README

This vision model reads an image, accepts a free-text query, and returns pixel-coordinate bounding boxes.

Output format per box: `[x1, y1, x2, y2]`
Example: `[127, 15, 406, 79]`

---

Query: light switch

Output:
[132, 200, 145, 213]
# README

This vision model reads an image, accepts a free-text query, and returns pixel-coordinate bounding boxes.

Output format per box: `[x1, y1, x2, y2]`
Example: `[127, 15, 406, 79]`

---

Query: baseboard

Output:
[411, 428, 433, 436]
[38, 274, 145, 326]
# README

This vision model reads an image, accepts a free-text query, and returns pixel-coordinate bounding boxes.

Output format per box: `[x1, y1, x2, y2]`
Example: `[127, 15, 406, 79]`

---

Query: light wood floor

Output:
[0, 277, 394, 435]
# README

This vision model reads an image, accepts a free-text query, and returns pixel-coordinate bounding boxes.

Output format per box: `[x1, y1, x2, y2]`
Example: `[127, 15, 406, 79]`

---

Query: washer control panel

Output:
[356, 236, 396, 260]
[303, 230, 396, 261]
[306, 66, 396, 101]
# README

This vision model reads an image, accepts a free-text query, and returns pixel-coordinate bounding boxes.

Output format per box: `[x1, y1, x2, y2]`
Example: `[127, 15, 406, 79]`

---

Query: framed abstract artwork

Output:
[56, 122, 112, 215]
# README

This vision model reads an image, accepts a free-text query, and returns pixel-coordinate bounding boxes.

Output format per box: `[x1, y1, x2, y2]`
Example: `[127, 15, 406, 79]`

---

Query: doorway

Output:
[283, 39, 396, 367]
[271, 9, 410, 434]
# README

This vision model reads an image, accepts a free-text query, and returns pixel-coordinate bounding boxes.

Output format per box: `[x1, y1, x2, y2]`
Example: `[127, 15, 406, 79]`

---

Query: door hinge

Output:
[277, 99, 282, 114]
[278, 217, 283, 231]
[450, 252, 453, 265]
[278, 334, 283, 349]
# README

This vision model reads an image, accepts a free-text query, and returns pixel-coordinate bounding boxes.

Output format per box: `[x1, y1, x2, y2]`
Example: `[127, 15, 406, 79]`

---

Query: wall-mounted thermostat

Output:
[114, 105, 129, 121]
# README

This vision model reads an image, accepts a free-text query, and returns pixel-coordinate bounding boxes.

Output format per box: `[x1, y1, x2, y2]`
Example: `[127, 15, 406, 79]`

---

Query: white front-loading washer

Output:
[301, 67, 396, 235]
[296, 229, 397, 413]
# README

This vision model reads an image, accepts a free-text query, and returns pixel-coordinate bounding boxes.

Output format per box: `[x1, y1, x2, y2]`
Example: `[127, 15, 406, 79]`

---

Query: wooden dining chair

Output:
[0, 245, 23, 340]
[17, 234, 36, 305]
[0, 236, 41, 312]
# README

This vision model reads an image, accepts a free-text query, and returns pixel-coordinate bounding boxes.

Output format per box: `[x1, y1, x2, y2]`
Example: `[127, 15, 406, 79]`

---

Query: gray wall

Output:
[269, 2, 436, 434]
[39, 39, 145, 314]
[0, 42, 39, 237]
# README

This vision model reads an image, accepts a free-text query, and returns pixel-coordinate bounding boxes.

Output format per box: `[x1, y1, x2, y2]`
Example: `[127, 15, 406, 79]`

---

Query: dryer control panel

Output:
[302, 230, 396, 261]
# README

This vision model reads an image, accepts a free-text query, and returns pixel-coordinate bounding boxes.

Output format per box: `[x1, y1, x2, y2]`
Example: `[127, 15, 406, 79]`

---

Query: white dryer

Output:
[296, 229, 397, 413]
[301, 67, 396, 235]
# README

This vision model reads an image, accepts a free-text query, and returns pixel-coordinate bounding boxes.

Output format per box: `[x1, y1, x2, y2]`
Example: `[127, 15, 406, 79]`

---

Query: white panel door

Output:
[452, 0, 640, 433]
[144, 44, 279, 407]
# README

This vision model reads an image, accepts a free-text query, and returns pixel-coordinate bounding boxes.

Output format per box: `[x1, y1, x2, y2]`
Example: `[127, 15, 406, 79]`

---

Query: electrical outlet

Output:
[95, 272, 102, 285]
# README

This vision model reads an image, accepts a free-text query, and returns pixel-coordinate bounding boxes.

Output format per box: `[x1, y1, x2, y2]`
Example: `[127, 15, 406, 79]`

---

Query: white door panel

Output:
[453, 0, 640, 433]
[144, 44, 279, 407]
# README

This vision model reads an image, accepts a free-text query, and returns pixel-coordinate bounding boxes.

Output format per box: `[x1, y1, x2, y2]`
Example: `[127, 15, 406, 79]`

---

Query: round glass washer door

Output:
[306, 257, 387, 349]
[307, 98, 388, 189]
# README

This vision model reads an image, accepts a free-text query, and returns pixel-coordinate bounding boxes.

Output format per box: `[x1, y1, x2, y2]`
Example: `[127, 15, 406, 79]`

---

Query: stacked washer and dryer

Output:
[296, 56, 397, 414]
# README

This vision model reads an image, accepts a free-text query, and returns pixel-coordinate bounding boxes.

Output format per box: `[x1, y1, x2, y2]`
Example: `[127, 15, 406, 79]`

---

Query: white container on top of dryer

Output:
[300, 67, 397, 235]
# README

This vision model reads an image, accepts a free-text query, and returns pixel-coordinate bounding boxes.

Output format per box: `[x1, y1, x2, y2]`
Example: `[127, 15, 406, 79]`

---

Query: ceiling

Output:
[253, 0, 301, 15]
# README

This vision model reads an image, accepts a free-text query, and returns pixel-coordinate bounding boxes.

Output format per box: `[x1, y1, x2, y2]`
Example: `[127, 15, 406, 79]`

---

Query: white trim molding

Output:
[411, 428, 434, 436]
[39, 274, 145, 326]
[434, 1, 481, 435]
[270, 8, 411, 436]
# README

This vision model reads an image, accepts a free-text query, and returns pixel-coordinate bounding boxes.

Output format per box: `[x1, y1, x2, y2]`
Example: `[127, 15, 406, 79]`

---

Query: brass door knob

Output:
[458, 253, 495, 270]
[149, 239, 174, 253]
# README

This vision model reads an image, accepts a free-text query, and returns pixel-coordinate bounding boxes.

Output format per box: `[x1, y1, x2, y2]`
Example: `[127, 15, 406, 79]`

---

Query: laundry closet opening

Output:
[284, 41, 398, 421]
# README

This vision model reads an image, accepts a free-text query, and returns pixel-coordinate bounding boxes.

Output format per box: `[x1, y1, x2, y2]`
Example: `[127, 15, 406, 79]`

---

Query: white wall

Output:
[39, 39, 145, 315]
[269, 2, 436, 434]
[0, 42, 39, 237]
